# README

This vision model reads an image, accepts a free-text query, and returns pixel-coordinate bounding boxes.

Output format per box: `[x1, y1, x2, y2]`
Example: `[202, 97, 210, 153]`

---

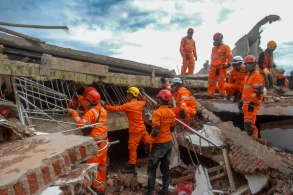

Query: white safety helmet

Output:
[170, 77, 183, 87]
[231, 56, 244, 65]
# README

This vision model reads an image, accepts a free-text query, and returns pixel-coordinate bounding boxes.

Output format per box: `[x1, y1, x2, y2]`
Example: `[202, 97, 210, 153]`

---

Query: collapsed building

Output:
[0, 14, 293, 195]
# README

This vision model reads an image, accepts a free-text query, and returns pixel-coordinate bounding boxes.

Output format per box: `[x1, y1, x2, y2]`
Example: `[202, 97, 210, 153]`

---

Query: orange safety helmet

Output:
[84, 87, 96, 95]
[157, 89, 172, 101]
[244, 55, 257, 64]
[213, 33, 223, 40]
[85, 89, 101, 105]
[187, 28, 194, 33]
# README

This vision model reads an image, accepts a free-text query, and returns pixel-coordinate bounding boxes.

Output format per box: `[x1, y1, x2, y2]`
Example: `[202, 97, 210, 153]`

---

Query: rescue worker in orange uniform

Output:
[258, 40, 278, 90]
[274, 68, 288, 88]
[225, 56, 247, 102]
[180, 28, 197, 75]
[76, 87, 98, 112]
[145, 89, 176, 195]
[102, 87, 150, 174]
[207, 33, 233, 99]
[169, 78, 197, 125]
[238, 55, 264, 140]
[67, 88, 108, 194]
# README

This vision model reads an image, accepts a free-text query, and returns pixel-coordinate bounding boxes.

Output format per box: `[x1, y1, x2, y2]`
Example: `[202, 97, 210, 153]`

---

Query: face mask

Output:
[245, 63, 255, 72]
[213, 40, 221, 46]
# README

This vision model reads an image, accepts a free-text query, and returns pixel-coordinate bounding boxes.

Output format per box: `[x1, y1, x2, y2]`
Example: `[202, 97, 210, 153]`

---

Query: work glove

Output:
[144, 143, 150, 154]
[215, 68, 220, 76]
[238, 100, 243, 110]
[160, 77, 166, 84]
[151, 126, 160, 138]
[263, 68, 270, 75]
[180, 109, 186, 119]
[186, 53, 190, 60]
[248, 102, 254, 112]
[194, 55, 197, 61]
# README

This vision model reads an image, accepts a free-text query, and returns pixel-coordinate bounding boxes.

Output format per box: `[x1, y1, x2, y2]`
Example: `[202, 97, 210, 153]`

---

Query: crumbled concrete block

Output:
[245, 173, 269, 194]
[54, 163, 97, 194]
[0, 133, 98, 194]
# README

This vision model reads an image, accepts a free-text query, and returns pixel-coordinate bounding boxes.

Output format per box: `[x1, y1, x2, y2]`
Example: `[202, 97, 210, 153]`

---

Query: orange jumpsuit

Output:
[207, 43, 233, 97]
[241, 70, 264, 139]
[170, 87, 197, 125]
[71, 104, 108, 192]
[180, 36, 197, 75]
[224, 65, 247, 95]
[274, 73, 288, 88]
[105, 97, 150, 165]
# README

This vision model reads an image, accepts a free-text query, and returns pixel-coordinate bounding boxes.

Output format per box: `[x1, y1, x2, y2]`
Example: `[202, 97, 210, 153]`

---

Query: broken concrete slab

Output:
[261, 128, 293, 151]
[54, 163, 97, 195]
[192, 165, 213, 195]
[199, 100, 293, 116]
[0, 133, 98, 194]
[245, 172, 269, 194]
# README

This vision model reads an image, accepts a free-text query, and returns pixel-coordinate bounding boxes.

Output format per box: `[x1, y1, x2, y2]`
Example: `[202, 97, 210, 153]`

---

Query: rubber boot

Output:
[233, 92, 239, 102]
[226, 94, 231, 100]
[121, 164, 136, 174]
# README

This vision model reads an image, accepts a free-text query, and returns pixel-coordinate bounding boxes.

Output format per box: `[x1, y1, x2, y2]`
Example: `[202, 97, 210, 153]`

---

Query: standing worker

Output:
[238, 55, 264, 139]
[67, 88, 108, 194]
[224, 56, 247, 101]
[145, 89, 176, 195]
[102, 87, 150, 174]
[169, 78, 197, 125]
[180, 28, 197, 75]
[274, 69, 288, 88]
[207, 33, 233, 99]
[258, 40, 278, 90]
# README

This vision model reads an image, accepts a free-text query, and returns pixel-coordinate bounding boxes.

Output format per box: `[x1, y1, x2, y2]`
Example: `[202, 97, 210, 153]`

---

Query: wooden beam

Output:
[0, 22, 68, 30]
[4, 47, 42, 58]
[222, 148, 237, 192]
[207, 165, 223, 173]
[170, 174, 194, 185]
[210, 172, 226, 181]
[0, 27, 45, 44]
[20, 57, 29, 62]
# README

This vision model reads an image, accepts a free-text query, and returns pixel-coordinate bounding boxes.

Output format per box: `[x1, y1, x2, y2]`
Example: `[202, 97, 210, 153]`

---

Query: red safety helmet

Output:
[85, 89, 101, 105]
[157, 89, 172, 101]
[244, 55, 257, 64]
[187, 28, 194, 33]
[213, 33, 223, 40]
[84, 87, 96, 95]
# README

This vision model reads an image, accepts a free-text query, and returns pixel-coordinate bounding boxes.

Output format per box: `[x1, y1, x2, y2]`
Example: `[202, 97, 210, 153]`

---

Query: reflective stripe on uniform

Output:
[98, 166, 107, 171]
[91, 108, 100, 120]
[219, 90, 225, 94]
[74, 116, 81, 122]
[244, 85, 253, 89]
[207, 92, 214, 94]
[252, 93, 256, 98]
[93, 132, 108, 140]
[82, 118, 89, 125]
[208, 79, 217, 83]
[252, 83, 263, 87]
[218, 78, 226, 81]
[181, 96, 195, 100]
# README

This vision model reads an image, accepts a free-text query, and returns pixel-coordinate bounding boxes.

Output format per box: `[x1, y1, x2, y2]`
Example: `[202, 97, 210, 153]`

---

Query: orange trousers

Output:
[86, 139, 108, 191]
[129, 129, 150, 164]
[243, 104, 260, 140]
[207, 67, 227, 97]
[181, 53, 195, 75]
[224, 83, 241, 95]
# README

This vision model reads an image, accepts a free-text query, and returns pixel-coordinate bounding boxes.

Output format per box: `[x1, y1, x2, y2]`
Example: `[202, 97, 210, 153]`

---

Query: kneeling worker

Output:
[145, 89, 176, 195]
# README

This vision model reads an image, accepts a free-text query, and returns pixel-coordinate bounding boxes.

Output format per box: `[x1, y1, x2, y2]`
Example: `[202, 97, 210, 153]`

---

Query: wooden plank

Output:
[20, 57, 29, 62]
[222, 148, 237, 192]
[171, 174, 194, 185]
[210, 172, 226, 181]
[0, 27, 45, 44]
[207, 165, 223, 173]
[40, 54, 52, 76]
[49, 56, 109, 77]
[0, 22, 68, 30]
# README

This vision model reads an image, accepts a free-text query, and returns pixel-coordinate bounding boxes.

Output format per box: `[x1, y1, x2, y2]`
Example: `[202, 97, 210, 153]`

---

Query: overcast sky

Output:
[1, 0, 292, 74]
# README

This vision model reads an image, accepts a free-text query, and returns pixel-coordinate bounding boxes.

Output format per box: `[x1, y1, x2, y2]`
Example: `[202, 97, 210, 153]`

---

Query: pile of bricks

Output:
[0, 133, 98, 195]
[198, 101, 291, 177]
[55, 164, 97, 194]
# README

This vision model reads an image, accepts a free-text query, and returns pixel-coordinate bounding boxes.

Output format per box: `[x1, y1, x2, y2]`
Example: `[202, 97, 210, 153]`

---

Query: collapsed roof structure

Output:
[0, 15, 293, 195]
